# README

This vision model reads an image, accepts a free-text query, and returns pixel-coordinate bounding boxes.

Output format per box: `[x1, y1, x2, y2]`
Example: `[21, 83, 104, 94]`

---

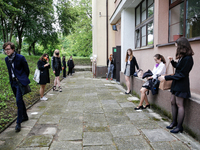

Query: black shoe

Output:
[22, 116, 29, 122]
[15, 123, 21, 132]
[125, 91, 131, 94]
[143, 104, 150, 109]
[134, 105, 144, 110]
[166, 123, 177, 129]
[170, 126, 183, 134]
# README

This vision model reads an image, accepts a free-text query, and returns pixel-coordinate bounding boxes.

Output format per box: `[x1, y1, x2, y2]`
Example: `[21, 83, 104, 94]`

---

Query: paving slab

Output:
[19, 135, 53, 147]
[58, 127, 83, 141]
[110, 124, 140, 137]
[83, 145, 117, 150]
[50, 141, 82, 150]
[142, 129, 177, 142]
[113, 136, 151, 150]
[126, 112, 149, 120]
[83, 132, 113, 146]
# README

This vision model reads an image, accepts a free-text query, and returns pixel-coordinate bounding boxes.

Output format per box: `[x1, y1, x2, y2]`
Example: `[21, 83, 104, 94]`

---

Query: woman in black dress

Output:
[37, 54, 50, 101]
[51, 49, 62, 92]
[62, 56, 66, 78]
[159, 37, 194, 133]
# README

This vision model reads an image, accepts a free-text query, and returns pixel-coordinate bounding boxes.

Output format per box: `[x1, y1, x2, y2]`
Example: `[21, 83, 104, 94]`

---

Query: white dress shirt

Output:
[152, 62, 166, 79]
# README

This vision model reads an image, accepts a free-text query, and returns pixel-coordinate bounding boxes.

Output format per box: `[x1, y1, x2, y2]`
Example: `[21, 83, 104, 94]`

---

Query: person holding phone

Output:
[37, 53, 50, 100]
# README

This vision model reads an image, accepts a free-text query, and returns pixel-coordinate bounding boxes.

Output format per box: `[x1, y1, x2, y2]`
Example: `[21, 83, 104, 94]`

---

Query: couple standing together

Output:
[123, 37, 194, 134]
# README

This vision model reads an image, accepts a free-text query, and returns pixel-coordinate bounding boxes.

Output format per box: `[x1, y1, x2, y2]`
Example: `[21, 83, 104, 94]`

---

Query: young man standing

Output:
[4, 42, 30, 132]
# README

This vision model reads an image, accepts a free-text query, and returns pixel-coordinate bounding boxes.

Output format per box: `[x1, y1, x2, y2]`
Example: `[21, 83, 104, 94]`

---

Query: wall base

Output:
[96, 66, 107, 78]
[120, 71, 200, 141]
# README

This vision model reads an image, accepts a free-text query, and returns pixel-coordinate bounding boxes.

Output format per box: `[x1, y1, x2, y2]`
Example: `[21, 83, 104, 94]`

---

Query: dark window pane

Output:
[148, 0, 153, 6]
[186, 0, 200, 38]
[136, 30, 140, 48]
[142, 0, 146, 12]
[142, 26, 146, 46]
[142, 11, 146, 21]
[148, 22, 154, 45]
[136, 6, 141, 26]
[148, 4, 154, 17]
[169, 3, 184, 41]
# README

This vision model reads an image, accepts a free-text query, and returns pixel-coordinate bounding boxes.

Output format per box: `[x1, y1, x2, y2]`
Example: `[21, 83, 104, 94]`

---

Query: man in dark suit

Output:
[4, 42, 30, 132]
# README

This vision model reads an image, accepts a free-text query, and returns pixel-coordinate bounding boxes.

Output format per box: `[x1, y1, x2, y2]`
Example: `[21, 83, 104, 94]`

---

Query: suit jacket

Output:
[124, 56, 139, 76]
[165, 55, 193, 92]
[5, 53, 30, 86]
[107, 59, 114, 67]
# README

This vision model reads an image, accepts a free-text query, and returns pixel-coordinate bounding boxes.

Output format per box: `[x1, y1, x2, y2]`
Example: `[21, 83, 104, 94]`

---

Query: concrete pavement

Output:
[0, 71, 200, 150]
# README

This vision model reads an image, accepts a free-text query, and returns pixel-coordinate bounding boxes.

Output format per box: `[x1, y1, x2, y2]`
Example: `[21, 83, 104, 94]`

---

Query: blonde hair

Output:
[125, 49, 133, 62]
[53, 49, 60, 57]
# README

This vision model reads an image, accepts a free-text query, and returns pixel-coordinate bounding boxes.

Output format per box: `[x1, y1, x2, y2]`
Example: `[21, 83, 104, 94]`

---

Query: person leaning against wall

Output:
[4, 42, 30, 132]
[51, 49, 62, 92]
[124, 49, 139, 94]
[37, 53, 50, 101]
[158, 37, 194, 134]
[106, 54, 114, 80]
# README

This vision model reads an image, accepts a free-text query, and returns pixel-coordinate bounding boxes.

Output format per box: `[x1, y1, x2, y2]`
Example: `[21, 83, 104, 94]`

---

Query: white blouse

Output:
[152, 62, 166, 79]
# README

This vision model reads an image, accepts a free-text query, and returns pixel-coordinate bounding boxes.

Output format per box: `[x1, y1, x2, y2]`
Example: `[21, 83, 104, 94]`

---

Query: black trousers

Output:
[63, 68, 66, 77]
[68, 67, 73, 75]
[11, 80, 28, 124]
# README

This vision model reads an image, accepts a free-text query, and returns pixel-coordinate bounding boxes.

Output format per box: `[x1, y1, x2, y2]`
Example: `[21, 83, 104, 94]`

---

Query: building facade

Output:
[92, 0, 200, 140]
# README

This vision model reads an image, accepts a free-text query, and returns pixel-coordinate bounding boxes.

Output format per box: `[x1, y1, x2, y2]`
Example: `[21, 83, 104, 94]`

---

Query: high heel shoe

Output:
[170, 126, 183, 133]
[134, 105, 144, 110]
[143, 104, 150, 109]
[59, 86, 62, 92]
[125, 90, 131, 94]
[53, 86, 58, 91]
[166, 123, 177, 129]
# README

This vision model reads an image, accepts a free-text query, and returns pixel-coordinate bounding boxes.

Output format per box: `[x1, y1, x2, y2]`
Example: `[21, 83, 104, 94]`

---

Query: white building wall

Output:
[121, 8, 135, 72]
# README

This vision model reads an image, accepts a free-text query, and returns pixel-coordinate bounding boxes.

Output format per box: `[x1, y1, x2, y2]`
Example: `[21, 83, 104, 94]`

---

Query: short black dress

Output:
[52, 57, 62, 77]
[37, 60, 50, 85]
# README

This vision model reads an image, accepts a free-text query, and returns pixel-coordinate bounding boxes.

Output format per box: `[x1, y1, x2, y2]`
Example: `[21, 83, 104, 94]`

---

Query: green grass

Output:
[0, 53, 90, 131]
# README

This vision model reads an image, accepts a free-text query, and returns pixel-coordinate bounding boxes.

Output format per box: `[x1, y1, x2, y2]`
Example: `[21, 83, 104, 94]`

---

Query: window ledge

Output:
[133, 45, 154, 51]
[156, 37, 200, 47]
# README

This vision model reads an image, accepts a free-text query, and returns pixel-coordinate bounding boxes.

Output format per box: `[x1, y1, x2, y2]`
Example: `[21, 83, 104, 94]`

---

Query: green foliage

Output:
[60, 0, 92, 57]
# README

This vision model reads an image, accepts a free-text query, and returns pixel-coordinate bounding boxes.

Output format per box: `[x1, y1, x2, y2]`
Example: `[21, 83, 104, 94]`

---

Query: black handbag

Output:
[10, 64, 31, 96]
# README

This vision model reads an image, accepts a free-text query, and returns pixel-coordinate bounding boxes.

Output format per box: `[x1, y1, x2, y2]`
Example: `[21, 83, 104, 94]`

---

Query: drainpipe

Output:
[106, 0, 108, 64]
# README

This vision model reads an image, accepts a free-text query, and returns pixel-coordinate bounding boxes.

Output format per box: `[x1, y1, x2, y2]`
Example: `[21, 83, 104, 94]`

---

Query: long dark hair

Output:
[175, 37, 194, 59]
[39, 53, 48, 61]
[154, 54, 166, 64]
[125, 49, 133, 62]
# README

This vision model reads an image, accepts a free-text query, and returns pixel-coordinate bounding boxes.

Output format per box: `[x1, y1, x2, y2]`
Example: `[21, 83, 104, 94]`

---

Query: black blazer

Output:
[107, 59, 114, 67]
[5, 53, 30, 86]
[67, 59, 74, 68]
[165, 56, 193, 92]
[124, 56, 139, 76]
[62, 59, 66, 68]
[37, 60, 50, 84]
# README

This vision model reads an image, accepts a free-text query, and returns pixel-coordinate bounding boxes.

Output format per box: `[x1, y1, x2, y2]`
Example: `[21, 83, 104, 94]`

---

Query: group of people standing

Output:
[38, 49, 75, 100]
[3, 42, 74, 132]
[106, 37, 194, 134]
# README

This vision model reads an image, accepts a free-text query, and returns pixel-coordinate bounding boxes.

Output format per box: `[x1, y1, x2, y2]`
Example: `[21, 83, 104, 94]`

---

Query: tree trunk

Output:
[28, 44, 32, 55]
[18, 34, 22, 54]
[32, 41, 37, 55]
[1, 17, 6, 43]
[9, 18, 15, 42]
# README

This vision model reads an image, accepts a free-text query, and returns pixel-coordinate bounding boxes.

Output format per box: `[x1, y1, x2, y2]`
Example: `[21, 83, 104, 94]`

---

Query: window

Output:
[169, 0, 200, 42]
[135, 0, 154, 48]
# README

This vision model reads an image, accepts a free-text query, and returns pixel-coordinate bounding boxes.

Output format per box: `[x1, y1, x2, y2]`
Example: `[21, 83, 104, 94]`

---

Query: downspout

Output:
[106, 0, 108, 63]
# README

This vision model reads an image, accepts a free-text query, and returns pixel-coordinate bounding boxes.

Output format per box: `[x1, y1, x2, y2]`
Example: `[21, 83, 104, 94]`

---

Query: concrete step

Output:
[74, 65, 92, 71]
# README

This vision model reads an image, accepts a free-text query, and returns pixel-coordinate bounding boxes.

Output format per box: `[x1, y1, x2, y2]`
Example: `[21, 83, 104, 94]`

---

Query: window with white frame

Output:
[169, 0, 200, 42]
[135, 0, 154, 48]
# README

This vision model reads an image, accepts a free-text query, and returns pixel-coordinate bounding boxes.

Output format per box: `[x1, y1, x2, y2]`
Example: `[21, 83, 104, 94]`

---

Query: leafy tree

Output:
[61, 0, 92, 57]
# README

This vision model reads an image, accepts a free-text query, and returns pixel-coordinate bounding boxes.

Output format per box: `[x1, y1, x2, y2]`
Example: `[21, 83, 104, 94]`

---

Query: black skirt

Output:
[171, 90, 191, 99]
[55, 69, 60, 77]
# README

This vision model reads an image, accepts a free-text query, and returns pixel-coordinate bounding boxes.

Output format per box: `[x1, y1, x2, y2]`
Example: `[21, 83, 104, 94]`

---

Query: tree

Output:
[61, 0, 92, 57]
